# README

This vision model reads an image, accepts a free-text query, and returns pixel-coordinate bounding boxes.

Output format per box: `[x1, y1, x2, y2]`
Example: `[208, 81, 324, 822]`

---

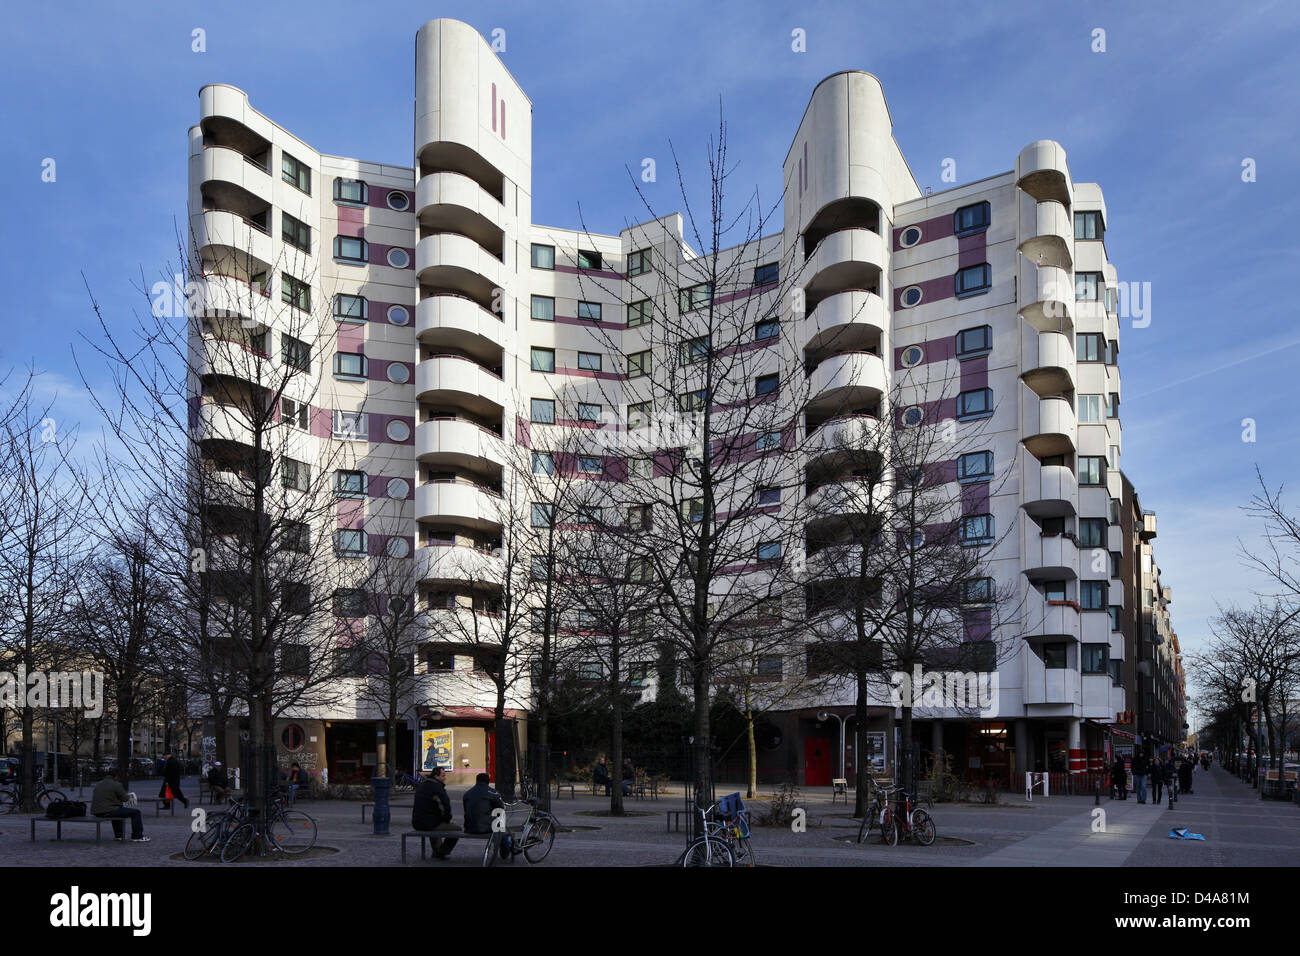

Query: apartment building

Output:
[187, 18, 1172, 787]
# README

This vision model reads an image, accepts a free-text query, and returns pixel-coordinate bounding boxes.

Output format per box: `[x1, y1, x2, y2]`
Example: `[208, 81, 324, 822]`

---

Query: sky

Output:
[2, 0, 1298, 721]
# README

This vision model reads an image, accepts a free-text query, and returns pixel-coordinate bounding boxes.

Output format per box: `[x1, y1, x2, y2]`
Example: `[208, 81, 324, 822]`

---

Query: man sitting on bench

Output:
[91, 772, 150, 843]
[412, 767, 458, 859]
[207, 761, 233, 803]
[593, 758, 612, 796]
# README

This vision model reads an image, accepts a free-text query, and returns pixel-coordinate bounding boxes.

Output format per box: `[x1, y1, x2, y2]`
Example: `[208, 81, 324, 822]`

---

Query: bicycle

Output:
[392, 770, 420, 795]
[703, 794, 754, 866]
[481, 798, 557, 867]
[183, 797, 249, 860]
[859, 785, 935, 846]
[221, 792, 317, 861]
[0, 778, 68, 812]
[680, 804, 738, 867]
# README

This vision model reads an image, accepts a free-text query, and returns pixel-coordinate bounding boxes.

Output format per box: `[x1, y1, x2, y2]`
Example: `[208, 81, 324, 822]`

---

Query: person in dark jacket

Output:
[159, 750, 189, 809]
[1110, 755, 1127, 799]
[1150, 749, 1164, 803]
[287, 762, 310, 804]
[412, 767, 458, 859]
[464, 772, 511, 859]
[1131, 749, 1150, 804]
[93, 772, 150, 842]
[593, 758, 611, 796]
[207, 762, 232, 803]
[1178, 756, 1194, 795]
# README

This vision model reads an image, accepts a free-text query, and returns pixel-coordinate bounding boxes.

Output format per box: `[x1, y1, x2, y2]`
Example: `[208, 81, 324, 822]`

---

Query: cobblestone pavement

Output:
[5, 767, 1294, 867]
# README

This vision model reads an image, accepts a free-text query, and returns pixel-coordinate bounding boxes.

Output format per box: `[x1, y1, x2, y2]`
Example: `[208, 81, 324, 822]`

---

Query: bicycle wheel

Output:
[37, 788, 67, 810]
[732, 837, 755, 867]
[220, 822, 258, 862]
[481, 831, 501, 868]
[0, 789, 16, 814]
[681, 837, 734, 867]
[912, 809, 936, 847]
[881, 811, 899, 847]
[523, 816, 555, 863]
[269, 810, 316, 854]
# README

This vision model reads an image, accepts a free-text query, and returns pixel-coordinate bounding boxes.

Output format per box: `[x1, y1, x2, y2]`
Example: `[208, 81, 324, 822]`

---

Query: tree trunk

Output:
[853, 671, 870, 817]
[693, 663, 711, 813]
[20, 707, 36, 813]
[745, 706, 757, 800]
[609, 637, 624, 815]
[900, 704, 914, 793]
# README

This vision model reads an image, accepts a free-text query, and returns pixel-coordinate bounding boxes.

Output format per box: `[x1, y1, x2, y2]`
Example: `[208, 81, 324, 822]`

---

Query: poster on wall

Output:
[865, 732, 887, 774]
[421, 729, 453, 770]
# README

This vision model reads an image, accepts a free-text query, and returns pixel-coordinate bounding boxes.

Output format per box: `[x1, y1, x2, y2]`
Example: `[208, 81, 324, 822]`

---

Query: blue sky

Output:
[2, 0, 1298, 715]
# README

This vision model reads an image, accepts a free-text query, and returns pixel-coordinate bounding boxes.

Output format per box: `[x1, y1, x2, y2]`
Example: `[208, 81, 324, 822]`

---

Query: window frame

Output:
[626, 248, 650, 277]
[754, 373, 779, 397]
[281, 273, 311, 312]
[957, 387, 994, 421]
[333, 178, 368, 204]
[576, 250, 602, 270]
[953, 201, 991, 238]
[955, 325, 992, 359]
[577, 402, 602, 423]
[281, 152, 310, 194]
[753, 262, 779, 286]
[281, 333, 311, 374]
[281, 211, 311, 253]
[530, 347, 556, 373]
[577, 351, 602, 372]
[332, 409, 368, 441]
[957, 450, 994, 483]
[334, 528, 367, 557]
[678, 282, 713, 313]
[334, 469, 366, 499]
[955, 263, 992, 299]
[334, 293, 367, 323]
[1074, 211, 1104, 241]
[333, 235, 368, 263]
[626, 350, 651, 379]
[530, 244, 555, 270]
[960, 514, 995, 546]
[530, 398, 556, 424]
[577, 301, 602, 322]
[530, 295, 556, 322]
[332, 351, 368, 380]
[627, 299, 651, 328]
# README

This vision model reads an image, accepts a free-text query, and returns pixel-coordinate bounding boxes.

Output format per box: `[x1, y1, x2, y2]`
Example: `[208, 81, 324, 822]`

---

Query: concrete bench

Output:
[665, 809, 689, 833]
[137, 798, 178, 818]
[400, 823, 469, 863]
[554, 781, 576, 799]
[31, 817, 107, 843]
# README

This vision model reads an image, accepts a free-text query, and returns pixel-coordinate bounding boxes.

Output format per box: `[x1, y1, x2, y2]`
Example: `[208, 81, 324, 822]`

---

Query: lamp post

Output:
[818, 711, 847, 779]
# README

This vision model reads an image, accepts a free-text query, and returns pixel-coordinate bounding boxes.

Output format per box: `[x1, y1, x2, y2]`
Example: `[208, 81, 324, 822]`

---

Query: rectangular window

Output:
[531, 452, 555, 475]
[682, 498, 705, 524]
[1081, 643, 1108, 674]
[1079, 456, 1105, 486]
[332, 410, 366, 441]
[334, 293, 367, 322]
[956, 325, 992, 358]
[1045, 580, 1067, 602]
[530, 608, 549, 633]
[1105, 339, 1118, 365]
[281, 642, 309, 672]
[577, 402, 602, 423]
[627, 299, 651, 328]
[333, 352, 367, 379]
[1108, 445, 1119, 471]
[757, 431, 780, 452]
[281, 212, 311, 253]
[531, 244, 555, 270]
[282, 521, 310, 554]
[755, 320, 779, 341]
[957, 388, 993, 420]
[333, 178, 367, 204]
[960, 514, 994, 545]
[530, 556, 550, 581]
[334, 529, 367, 556]
[281, 273, 311, 312]
[1079, 518, 1107, 548]
[281, 457, 310, 492]
[681, 335, 710, 364]
[530, 399, 555, 424]
[678, 283, 713, 313]
[531, 503, 555, 528]
[578, 455, 602, 474]
[335, 470, 366, 498]
[678, 389, 707, 413]
[1077, 333, 1104, 363]
[627, 401, 652, 430]
[1074, 211, 1104, 241]
[281, 152, 310, 194]
[757, 540, 781, 562]
[758, 486, 781, 506]
[1110, 552, 1122, 579]
[1108, 605, 1122, 632]
[1075, 272, 1102, 301]
[1107, 393, 1120, 419]
[627, 248, 650, 277]
[955, 263, 991, 298]
[1109, 498, 1121, 525]
[334, 236, 368, 262]
[627, 504, 652, 530]
[530, 295, 555, 322]
[953, 201, 990, 237]
[753, 262, 779, 286]
[1080, 581, 1106, 611]
[1042, 642, 1068, 669]
[577, 301, 602, 322]
[530, 347, 555, 373]
[577, 250, 602, 270]
[629, 457, 653, 479]
[1078, 394, 1103, 424]
[957, 450, 994, 482]
[755, 373, 779, 397]
[963, 577, 994, 604]
[333, 587, 368, 617]
[577, 351, 602, 372]
[281, 334, 310, 373]
[626, 350, 651, 378]
[280, 397, 309, 431]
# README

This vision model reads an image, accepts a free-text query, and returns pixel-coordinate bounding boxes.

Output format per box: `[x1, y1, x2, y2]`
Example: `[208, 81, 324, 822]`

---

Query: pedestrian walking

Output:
[158, 750, 189, 809]
[1131, 748, 1150, 804]
[1151, 753, 1164, 804]
[1110, 754, 1127, 800]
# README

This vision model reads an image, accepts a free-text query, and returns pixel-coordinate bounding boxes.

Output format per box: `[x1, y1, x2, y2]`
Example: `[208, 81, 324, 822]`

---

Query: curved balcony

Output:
[198, 146, 274, 207]
[1020, 521, 1080, 581]
[804, 289, 888, 354]
[415, 480, 504, 531]
[1016, 140, 1073, 208]
[1018, 198, 1073, 271]
[805, 413, 885, 467]
[194, 209, 274, 272]
[806, 351, 886, 415]
[415, 234, 503, 302]
[194, 402, 256, 448]
[1020, 450, 1077, 519]
[1022, 392, 1077, 458]
[416, 171, 504, 240]
[805, 477, 890, 522]
[415, 542, 505, 586]
[1022, 591, 1082, 640]
[415, 355, 506, 418]
[416, 294, 504, 355]
[1018, 259, 1072, 333]
[1021, 330, 1074, 397]
[192, 274, 272, 321]
[416, 417, 507, 470]
[803, 229, 885, 306]
[195, 338, 273, 388]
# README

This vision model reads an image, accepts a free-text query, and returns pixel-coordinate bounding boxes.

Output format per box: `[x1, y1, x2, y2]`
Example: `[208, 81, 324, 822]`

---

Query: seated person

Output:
[286, 762, 310, 803]
[207, 761, 232, 803]
[463, 772, 511, 859]
[412, 767, 459, 859]
[91, 772, 150, 843]
[593, 758, 612, 796]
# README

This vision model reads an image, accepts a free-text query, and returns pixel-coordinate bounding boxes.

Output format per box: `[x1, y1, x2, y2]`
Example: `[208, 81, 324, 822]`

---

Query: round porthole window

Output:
[386, 538, 410, 559]
[387, 191, 410, 211]
[901, 345, 924, 368]
[386, 419, 411, 442]
[903, 406, 924, 427]
[900, 286, 923, 308]
[386, 362, 410, 384]
[387, 305, 410, 325]
[900, 226, 923, 248]
[386, 248, 410, 269]
[281, 724, 305, 752]
[386, 477, 410, 499]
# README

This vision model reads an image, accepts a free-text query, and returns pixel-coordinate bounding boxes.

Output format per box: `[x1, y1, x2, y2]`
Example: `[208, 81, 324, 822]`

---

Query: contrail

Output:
[1126, 337, 1300, 401]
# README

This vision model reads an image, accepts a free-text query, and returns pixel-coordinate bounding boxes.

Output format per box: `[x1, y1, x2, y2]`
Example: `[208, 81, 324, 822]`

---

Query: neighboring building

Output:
[187, 18, 1175, 787]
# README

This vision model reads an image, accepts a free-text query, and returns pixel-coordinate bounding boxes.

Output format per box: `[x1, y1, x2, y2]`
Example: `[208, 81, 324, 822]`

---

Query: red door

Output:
[805, 737, 832, 787]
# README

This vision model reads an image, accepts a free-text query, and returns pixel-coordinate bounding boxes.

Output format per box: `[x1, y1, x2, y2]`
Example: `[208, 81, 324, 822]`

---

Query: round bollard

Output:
[372, 774, 391, 835]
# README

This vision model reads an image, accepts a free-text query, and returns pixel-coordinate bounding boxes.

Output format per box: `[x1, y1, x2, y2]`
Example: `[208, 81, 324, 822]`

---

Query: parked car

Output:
[0, 757, 19, 784]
